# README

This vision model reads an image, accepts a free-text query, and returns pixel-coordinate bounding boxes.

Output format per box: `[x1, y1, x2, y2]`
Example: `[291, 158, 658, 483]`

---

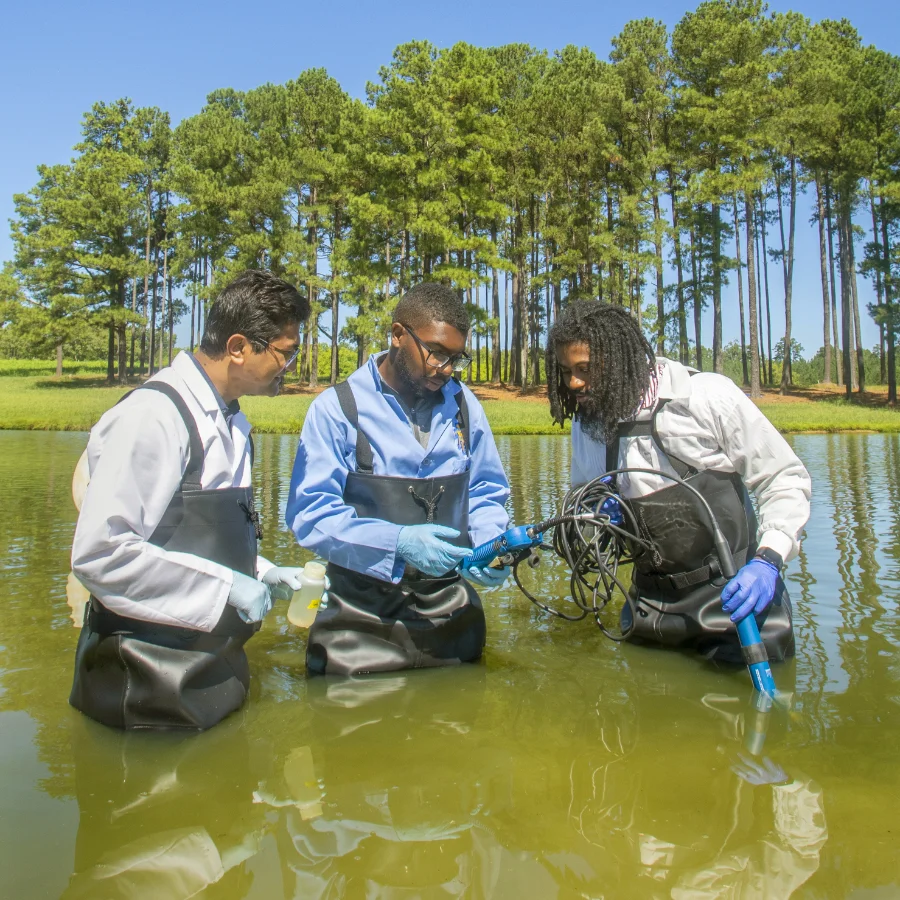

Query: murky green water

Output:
[1, 432, 898, 898]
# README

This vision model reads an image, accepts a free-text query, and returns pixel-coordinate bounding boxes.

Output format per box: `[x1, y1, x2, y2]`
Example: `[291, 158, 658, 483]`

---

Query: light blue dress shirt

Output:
[286, 353, 510, 584]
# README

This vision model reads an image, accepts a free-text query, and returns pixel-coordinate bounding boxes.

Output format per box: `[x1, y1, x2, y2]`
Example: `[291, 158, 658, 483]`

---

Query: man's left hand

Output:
[261, 566, 305, 602]
[721, 558, 779, 623]
[463, 564, 511, 588]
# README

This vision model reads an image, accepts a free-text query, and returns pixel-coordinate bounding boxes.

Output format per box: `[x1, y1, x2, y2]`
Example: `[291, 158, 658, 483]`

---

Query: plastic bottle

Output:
[287, 561, 327, 628]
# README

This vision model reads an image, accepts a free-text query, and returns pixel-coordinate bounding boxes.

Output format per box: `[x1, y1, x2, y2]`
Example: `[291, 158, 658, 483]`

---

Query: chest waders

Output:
[305, 380, 485, 677]
[69, 382, 261, 731]
[609, 401, 794, 664]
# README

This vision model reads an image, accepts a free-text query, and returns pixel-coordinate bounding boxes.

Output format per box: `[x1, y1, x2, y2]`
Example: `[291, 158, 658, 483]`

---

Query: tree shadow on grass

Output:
[33, 376, 136, 390]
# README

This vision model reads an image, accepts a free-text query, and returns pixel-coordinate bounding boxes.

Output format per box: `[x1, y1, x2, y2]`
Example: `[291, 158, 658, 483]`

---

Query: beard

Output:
[391, 345, 439, 400]
[573, 390, 616, 443]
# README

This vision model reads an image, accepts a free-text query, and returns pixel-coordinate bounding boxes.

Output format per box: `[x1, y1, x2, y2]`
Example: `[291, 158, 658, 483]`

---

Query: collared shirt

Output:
[380, 378, 441, 448]
[571, 358, 811, 561]
[186, 351, 242, 428]
[286, 353, 510, 583]
[72, 351, 271, 632]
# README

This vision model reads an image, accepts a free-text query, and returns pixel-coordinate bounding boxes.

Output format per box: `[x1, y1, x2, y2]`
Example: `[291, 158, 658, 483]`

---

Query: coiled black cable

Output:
[511, 467, 736, 642]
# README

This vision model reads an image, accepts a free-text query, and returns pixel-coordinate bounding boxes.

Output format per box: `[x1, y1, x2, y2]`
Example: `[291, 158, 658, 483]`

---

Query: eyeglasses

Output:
[400, 323, 472, 373]
[254, 339, 300, 372]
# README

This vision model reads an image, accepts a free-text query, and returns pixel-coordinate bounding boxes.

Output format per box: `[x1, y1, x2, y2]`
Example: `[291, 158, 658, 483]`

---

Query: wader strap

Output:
[635, 547, 749, 594]
[334, 380, 374, 473]
[118, 382, 204, 491]
[606, 399, 696, 482]
[334, 379, 471, 475]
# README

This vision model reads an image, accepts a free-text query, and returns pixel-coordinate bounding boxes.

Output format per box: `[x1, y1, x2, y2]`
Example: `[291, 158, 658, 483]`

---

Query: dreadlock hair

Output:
[546, 300, 657, 443]
[392, 282, 470, 335]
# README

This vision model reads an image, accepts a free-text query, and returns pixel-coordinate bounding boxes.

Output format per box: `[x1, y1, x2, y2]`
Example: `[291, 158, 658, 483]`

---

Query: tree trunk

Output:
[330, 209, 343, 386]
[652, 174, 665, 356]
[690, 217, 702, 371]
[816, 178, 833, 384]
[56, 343, 63, 378]
[306, 185, 319, 387]
[869, 183, 886, 383]
[825, 182, 843, 386]
[754, 202, 766, 385]
[711, 201, 723, 373]
[779, 154, 796, 392]
[878, 189, 897, 404]
[838, 199, 854, 398]
[491, 225, 501, 383]
[744, 192, 762, 398]
[148, 246, 160, 375]
[668, 171, 688, 365]
[129, 278, 138, 376]
[157, 244, 168, 373]
[167, 275, 174, 366]
[759, 193, 774, 386]
[503, 268, 510, 384]
[849, 217, 865, 393]
[107, 325, 115, 384]
[732, 196, 749, 386]
[117, 279, 128, 385]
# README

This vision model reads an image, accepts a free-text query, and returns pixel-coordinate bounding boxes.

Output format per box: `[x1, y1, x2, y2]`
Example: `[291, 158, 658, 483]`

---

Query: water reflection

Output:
[1, 432, 899, 896]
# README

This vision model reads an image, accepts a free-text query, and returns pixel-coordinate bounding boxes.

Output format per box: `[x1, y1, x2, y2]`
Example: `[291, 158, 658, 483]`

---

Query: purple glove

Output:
[721, 558, 779, 623]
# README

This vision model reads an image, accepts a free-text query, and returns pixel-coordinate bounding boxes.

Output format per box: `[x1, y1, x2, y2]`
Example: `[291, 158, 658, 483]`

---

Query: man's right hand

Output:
[396, 525, 470, 578]
[227, 571, 273, 623]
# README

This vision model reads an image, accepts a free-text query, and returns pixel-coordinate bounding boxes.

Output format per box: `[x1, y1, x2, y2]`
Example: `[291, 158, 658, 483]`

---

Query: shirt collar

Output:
[176, 351, 241, 421]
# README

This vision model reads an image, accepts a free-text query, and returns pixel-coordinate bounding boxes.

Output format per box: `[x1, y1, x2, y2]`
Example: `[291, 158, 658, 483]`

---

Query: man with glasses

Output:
[70, 270, 310, 730]
[287, 282, 510, 675]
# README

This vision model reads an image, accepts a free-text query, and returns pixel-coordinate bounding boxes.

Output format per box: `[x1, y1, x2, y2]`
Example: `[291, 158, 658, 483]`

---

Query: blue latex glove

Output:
[261, 566, 305, 602]
[731, 753, 790, 786]
[721, 558, 779, 623]
[463, 564, 511, 588]
[599, 496, 624, 526]
[227, 571, 273, 624]
[396, 525, 471, 578]
[596, 475, 623, 526]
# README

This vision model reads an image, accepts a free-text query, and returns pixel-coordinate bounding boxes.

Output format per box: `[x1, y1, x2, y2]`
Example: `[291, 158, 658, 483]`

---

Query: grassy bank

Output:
[1, 367, 899, 435]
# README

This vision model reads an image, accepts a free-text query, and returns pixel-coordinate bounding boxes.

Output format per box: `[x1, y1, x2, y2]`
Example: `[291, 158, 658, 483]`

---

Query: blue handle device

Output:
[460, 525, 542, 570]
[736, 615, 778, 698]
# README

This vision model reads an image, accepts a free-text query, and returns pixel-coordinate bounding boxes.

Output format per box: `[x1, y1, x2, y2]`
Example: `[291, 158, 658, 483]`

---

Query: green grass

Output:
[756, 399, 900, 434]
[1, 371, 898, 434]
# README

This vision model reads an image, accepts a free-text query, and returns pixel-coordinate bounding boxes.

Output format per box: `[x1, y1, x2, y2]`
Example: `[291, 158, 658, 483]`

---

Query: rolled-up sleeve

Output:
[286, 392, 404, 583]
[71, 395, 233, 632]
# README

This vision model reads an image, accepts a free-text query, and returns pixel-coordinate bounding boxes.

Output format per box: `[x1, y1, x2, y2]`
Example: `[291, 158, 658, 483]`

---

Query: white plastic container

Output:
[287, 561, 327, 628]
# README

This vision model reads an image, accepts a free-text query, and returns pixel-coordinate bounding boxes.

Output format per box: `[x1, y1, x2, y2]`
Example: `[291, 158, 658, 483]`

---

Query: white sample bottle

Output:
[287, 561, 327, 628]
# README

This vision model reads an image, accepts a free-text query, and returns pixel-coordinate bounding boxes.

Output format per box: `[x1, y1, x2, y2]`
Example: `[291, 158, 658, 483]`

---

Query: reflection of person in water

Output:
[259, 668, 563, 898]
[563, 674, 827, 898]
[63, 714, 268, 899]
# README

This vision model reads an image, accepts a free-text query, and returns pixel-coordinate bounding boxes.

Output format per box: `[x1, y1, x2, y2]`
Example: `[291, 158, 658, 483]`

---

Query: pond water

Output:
[1, 432, 898, 899]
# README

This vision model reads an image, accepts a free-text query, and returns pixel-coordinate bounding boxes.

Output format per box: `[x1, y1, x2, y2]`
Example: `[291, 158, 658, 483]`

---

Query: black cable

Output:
[510, 467, 737, 642]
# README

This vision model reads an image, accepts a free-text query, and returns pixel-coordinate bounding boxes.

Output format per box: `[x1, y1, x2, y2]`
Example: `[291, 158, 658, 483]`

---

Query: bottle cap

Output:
[304, 561, 327, 580]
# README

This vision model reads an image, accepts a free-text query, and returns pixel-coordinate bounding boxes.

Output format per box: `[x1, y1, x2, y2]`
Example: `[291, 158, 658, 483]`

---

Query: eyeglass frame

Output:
[252, 337, 301, 372]
[399, 322, 472, 373]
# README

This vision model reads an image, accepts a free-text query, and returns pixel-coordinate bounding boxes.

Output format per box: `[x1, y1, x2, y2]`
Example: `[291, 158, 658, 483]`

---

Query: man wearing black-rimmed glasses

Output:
[70, 269, 310, 730]
[287, 282, 510, 676]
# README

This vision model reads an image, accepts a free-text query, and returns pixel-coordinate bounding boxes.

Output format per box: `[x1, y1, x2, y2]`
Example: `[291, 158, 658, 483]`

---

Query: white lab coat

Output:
[570, 358, 811, 562]
[72, 352, 272, 632]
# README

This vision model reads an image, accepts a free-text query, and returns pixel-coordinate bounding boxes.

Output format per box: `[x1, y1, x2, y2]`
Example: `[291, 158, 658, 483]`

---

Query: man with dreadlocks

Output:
[546, 300, 811, 662]
[287, 283, 510, 676]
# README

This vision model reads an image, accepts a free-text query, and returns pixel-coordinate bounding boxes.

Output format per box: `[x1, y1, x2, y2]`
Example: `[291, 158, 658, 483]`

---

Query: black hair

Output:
[546, 300, 657, 442]
[200, 270, 309, 357]
[392, 282, 470, 335]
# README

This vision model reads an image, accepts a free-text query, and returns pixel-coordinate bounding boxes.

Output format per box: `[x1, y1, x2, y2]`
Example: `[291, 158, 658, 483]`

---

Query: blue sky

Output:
[2, 0, 897, 355]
